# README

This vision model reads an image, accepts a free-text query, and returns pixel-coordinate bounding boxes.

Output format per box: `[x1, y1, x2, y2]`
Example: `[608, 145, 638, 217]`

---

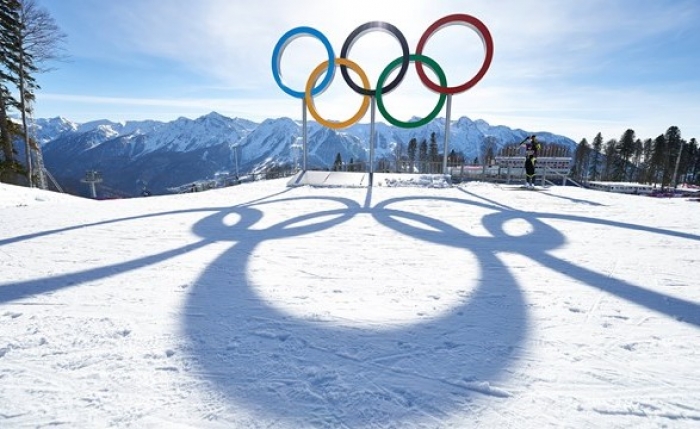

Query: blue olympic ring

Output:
[271, 14, 494, 129]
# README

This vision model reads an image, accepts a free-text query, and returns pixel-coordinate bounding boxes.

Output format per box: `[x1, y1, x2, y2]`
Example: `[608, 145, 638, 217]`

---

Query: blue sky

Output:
[33, 0, 700, 143]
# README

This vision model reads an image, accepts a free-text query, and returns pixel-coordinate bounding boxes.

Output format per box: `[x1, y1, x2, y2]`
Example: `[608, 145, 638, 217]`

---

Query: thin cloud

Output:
[33, 0, 700, 142]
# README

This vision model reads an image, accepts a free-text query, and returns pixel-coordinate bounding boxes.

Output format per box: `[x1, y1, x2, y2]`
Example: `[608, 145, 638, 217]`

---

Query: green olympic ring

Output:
[272, 14, 493, 130]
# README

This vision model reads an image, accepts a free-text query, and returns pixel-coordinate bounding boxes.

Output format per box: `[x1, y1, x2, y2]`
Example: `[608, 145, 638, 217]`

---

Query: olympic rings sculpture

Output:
[271, 14, 494, 129]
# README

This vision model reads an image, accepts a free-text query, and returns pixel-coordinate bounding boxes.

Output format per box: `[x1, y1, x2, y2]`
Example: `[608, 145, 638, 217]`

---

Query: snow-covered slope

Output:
[1, 180, 699, 428]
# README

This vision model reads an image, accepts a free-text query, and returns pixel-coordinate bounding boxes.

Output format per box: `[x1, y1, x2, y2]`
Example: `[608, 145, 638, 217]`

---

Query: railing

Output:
[168, 156, 579, 194]
[167, 168, 299, 194]
[493, 156, 578, 186]
[307, 158, 579, 187]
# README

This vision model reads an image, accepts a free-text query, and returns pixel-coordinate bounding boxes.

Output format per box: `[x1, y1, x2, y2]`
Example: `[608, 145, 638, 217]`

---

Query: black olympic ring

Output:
[339, 21, 410, 97]
[271, 14, 494, 129]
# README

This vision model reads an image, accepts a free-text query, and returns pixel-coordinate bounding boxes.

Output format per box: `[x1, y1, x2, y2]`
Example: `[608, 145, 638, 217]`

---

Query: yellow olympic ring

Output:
[305, 58, 370, 130]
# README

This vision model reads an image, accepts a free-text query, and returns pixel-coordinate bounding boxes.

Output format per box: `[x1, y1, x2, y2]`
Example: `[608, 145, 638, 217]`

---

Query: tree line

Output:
[329, 126, 700, 189]
[0, 0, 64, 186]
[331, 132, 461, 174]
[571, 127, 699, 188]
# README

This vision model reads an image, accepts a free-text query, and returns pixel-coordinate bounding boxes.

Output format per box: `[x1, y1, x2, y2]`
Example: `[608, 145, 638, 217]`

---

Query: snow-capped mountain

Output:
[34, 112, 577, 198]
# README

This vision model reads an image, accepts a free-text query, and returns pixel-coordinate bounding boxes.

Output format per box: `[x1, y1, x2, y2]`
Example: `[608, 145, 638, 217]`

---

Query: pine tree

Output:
[617, 129, 636, 181]
[407, 138, 417, 173]
[428, 132, 439, 173]
[590, 133, 603, 181]
[688, 138, 700, 185]
[0, 0, 65, 185]
[676, 137, 693, 186]
[602, 139, 617, 181]
[418, 139, 427, 173]
[16, 0, 67, 186]
[649, 134, 666, 186]
[664, 126, 682, 188]
[572, 138, 590, 181]
[333, 152, 342, 171]
[393, 141, 403, 173]
[630, 138, 644, 182]
[0, 0, 22, 183]
[641, 138, 654, 184]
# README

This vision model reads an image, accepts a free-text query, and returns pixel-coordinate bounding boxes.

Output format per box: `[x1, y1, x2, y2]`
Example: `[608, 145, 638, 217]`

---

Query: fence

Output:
[493, 156, 576, 186]
[306, 157, 579, 186]
[168, 155, 577, 193]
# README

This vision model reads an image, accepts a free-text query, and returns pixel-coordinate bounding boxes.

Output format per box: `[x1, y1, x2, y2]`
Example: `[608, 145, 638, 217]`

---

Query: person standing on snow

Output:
[520, 135, 541, 188]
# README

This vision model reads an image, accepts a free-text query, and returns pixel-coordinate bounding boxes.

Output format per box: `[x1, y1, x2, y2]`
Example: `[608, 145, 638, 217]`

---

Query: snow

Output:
[1, 178, 699, 428]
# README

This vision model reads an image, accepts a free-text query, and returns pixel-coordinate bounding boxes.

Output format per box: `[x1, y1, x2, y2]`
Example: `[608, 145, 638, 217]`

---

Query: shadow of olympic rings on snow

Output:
[185, 194, 528, 425]
[183, 189, 700, 426]
[0, 188, 296, 304]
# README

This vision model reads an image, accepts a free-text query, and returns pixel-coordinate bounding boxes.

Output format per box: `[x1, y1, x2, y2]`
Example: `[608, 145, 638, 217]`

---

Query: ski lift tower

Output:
[81, 170, 103, 199]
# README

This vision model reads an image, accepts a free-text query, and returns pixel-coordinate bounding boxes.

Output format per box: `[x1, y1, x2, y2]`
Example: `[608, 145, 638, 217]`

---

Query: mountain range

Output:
[31, 112, 577, 198]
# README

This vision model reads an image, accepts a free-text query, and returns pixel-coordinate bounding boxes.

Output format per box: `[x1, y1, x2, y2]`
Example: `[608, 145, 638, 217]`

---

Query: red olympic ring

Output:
[415, 13, 494, 95]
[272, 14, 493, 129]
